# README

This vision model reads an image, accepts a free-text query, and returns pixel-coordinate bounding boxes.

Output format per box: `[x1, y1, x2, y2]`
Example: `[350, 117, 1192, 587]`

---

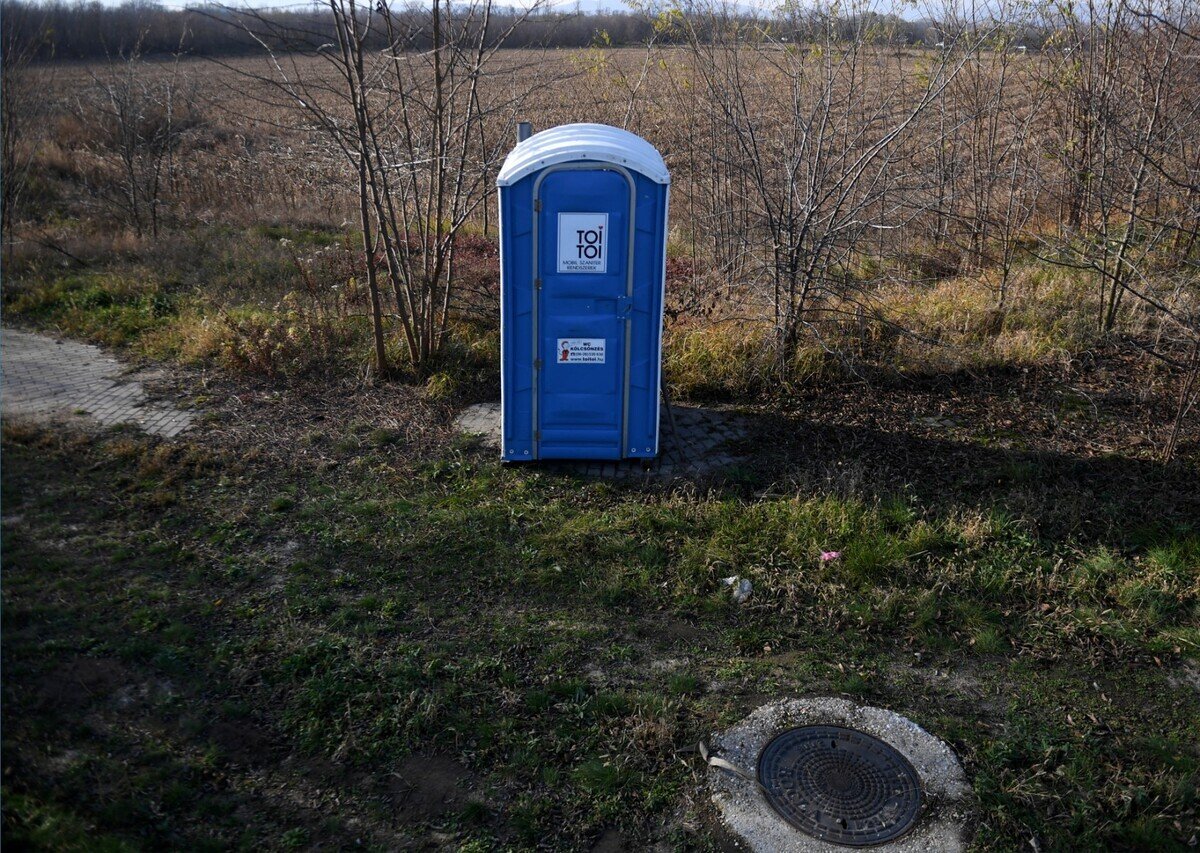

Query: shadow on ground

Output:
[458, 373, 1196, 549]
[740, 416, 1196, 550]
[456, 401, 753, 480]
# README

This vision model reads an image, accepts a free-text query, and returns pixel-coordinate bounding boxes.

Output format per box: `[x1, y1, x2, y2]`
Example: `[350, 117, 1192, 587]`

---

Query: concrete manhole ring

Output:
[706, 698, 972, 852]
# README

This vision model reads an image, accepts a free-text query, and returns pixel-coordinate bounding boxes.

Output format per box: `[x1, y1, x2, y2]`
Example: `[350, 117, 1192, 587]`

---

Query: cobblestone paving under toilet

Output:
[455, 400, 750, 480]
[2, 328, 193, 438]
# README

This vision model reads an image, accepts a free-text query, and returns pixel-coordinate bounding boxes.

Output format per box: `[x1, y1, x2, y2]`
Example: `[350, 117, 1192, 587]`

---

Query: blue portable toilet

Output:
[497, 123, 670, 462]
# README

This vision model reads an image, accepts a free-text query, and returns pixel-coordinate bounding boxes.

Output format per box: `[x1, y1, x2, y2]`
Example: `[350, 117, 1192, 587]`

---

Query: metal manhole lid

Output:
[757, 725, 923, 847]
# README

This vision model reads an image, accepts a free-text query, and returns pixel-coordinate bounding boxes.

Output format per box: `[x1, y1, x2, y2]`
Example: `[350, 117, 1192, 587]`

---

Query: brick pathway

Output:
[455, 401, 749, 480]
[1, 329, 193, 438]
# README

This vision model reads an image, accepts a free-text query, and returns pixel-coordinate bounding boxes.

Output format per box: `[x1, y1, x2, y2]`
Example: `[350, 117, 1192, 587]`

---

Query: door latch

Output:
[615, 295, 632, 316]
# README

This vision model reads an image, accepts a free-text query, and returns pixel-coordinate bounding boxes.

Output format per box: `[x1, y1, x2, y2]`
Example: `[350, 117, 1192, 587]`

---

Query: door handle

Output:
[614, 295, 632, 316]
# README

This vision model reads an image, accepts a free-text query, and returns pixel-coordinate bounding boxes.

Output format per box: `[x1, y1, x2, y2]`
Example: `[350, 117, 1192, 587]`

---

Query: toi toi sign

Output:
[557, 213, 608, 274]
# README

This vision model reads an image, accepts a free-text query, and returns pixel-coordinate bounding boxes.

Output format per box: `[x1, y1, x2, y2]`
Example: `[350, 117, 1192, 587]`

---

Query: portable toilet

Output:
[497, 123, 670, 462]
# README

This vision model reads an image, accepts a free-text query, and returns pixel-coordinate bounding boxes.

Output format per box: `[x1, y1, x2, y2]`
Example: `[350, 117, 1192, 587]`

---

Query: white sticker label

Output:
[556, 338, 606, 364]
[557, 213, 608, 274]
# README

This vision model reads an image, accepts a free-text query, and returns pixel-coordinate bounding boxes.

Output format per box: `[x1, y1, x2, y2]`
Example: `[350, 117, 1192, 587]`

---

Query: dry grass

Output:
[3, 47, 1195, 405]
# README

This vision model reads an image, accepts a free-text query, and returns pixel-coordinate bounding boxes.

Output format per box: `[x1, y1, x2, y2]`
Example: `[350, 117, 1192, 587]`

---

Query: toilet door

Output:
[533, 166, 633, 460]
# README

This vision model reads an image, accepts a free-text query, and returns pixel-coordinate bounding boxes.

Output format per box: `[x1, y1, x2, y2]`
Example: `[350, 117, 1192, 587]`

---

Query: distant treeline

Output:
[1, 0, 1054, 60]
[4, 0, 649, 59]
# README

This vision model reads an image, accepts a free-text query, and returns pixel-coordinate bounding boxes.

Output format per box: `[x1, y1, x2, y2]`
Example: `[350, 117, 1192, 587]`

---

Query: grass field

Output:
[2, 347, 1198, 849]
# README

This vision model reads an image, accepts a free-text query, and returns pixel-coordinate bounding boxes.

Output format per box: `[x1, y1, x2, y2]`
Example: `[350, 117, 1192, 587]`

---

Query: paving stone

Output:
[454, 400, 750, 480]
[2, 329, 193, 439]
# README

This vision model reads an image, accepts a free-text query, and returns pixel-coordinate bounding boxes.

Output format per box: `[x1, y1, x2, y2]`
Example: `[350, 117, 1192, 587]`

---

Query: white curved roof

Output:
[496, 123, 669, 187]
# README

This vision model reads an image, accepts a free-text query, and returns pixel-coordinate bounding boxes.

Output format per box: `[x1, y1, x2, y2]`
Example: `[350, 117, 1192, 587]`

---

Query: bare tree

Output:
[1, 10, 47, 263]
[224, 0, 550, 375]
[1033, 0, 1199, 459]
[666, 0, 984, 376]
[934, 2, 1052, 308]
[74, 33, 193, 239]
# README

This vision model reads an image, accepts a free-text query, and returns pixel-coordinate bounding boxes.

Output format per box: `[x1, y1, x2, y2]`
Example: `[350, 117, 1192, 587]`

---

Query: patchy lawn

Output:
[2, 354, 1198, 851]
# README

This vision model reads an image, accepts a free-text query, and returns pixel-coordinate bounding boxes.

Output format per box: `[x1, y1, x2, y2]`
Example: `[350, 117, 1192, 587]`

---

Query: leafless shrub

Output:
[662, 1, 991, 378]
[2, 10, 48, 263]
[1031, 0, 1199, 458]
[222, 0, 556, 376]
[71, 34, 197, 238]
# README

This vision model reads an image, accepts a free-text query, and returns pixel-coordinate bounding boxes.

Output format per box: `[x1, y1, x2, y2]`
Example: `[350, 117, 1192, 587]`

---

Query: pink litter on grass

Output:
[820, 551, 841, 562]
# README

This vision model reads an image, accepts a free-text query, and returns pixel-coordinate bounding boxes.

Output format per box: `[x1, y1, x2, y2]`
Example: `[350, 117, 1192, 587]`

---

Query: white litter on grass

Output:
[723, 576, 753, 604]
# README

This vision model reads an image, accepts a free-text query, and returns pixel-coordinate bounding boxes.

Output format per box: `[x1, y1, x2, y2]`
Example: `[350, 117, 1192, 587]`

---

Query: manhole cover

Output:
[757, 725, 922, 847]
